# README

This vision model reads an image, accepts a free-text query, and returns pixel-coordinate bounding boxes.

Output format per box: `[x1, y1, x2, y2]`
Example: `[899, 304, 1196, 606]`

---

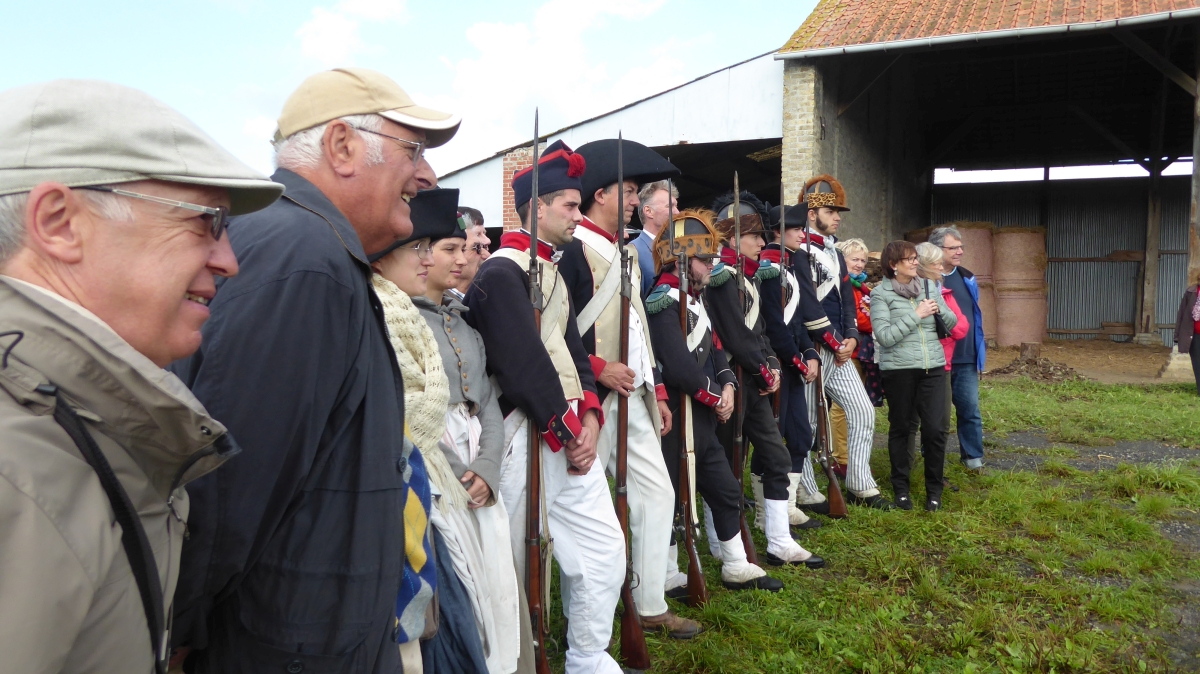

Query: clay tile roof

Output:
[780, 0, 1200, 56]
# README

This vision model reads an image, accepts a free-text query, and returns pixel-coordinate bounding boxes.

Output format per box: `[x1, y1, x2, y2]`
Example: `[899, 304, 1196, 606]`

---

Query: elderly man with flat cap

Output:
[168, 68, 460, 674]
[0, 80, 281, 673]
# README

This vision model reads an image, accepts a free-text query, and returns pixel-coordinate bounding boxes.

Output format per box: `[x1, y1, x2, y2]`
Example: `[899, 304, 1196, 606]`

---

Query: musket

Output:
[730, 175, 758, 564]
[772, 178, 784, 420]
[670, 175, 709, 608]
[614, 133, 652, 669]
[524, 110, 553, 674]
[804, 201, 849, 520]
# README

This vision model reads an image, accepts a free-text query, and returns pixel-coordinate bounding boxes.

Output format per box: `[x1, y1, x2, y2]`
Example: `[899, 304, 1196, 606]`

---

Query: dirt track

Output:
[987, 339, 1172, 384]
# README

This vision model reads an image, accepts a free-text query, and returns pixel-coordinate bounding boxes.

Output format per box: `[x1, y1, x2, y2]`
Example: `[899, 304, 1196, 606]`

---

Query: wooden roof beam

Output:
[1067, 104, 1152, 172]
[1112, 29, 1196, 97]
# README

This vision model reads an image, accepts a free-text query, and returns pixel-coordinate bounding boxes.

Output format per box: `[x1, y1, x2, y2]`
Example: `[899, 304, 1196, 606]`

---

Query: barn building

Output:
[439, 0, 1200, 370]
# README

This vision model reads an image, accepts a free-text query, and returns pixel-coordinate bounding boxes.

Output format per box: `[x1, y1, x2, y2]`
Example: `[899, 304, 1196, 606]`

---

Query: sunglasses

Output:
[79, 186, 230, 240]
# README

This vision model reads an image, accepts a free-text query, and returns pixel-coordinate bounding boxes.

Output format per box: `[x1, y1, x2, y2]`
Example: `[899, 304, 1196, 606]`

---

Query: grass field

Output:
[555, 378, 1200, 673]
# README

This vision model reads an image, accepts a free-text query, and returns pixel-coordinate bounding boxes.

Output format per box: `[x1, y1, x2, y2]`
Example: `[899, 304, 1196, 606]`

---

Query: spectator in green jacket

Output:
[871, 240, 957, 513]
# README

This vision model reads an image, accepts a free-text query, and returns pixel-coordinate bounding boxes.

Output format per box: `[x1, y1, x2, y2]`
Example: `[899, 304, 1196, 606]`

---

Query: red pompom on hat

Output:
[567, 151, 586, 178]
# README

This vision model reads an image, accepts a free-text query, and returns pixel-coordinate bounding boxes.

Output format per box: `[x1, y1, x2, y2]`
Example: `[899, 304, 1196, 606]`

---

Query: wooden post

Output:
[1188, 27, 1200, 284]
[1136, 70, 1169, 346]
[1163, 26, 1200, 378]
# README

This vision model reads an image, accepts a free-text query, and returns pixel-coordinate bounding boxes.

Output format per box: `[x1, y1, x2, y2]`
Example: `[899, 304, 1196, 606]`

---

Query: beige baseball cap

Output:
[0, 79, 284, 215]
[275, 68, 461, 148]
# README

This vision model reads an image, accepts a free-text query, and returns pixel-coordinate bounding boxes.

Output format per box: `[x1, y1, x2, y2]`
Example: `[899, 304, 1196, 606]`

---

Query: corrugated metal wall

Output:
[931, 176, 1190, 343]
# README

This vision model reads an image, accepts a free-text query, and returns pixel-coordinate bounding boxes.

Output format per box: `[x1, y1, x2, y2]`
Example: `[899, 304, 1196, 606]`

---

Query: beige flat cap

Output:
[0, 80, 284, 215]
[276, 68, 460, 148]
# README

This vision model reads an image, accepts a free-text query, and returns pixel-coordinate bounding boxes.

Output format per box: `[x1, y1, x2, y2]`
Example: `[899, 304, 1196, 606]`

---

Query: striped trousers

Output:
[798, 347, 880, 497]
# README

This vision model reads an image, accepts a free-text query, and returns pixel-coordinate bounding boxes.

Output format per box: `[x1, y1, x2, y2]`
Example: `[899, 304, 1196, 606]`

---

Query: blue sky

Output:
[3, 0, 815, 178]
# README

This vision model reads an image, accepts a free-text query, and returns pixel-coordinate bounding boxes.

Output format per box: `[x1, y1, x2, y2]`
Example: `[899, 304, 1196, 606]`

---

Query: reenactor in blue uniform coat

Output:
[704, 191, 826, 566]
[644, 209, 799, 595]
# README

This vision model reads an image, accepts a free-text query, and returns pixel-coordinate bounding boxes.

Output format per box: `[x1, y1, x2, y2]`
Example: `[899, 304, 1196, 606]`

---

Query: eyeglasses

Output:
[940, 245, 964, 252]
[903, 256, 919, 264]
[348, 125, 425, 163]
[78, 186, 229, 240]
[397, 241, 432, 260]
[468, 243, 488, 255]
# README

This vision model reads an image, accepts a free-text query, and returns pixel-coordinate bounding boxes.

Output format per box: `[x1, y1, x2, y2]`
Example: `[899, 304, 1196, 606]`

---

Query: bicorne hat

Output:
[369, 188, 461, 262]
[575, 139, 679, 210]
[769, 204, 808, 231]
[511, 139, 586, 211]
[801, 174, 850, 212]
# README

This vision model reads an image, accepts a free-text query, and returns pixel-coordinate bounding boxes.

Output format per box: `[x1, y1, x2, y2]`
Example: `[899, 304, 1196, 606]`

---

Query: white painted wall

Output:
[439, 53, 783, 226]
[437, 156, 505, 230]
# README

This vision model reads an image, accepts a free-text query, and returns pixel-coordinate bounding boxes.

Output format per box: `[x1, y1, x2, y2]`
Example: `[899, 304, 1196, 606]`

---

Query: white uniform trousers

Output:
[804, 348, 880, 497]
[500, 415, 625, 674]
[593, 386, 674, 618]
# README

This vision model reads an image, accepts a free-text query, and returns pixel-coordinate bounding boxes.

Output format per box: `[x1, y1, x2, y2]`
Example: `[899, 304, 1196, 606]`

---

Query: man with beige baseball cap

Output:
[168, 68, 461, 674]
[0, 79, 281, 673]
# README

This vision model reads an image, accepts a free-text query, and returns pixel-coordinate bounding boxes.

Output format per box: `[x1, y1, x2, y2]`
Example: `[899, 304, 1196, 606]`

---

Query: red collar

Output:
[720, 246, 760, 278]
[760, 245, 783, 265]
[655, 271, 703, 298]
[579, 216, 617, 243]
[500, 230, 557, 262]
[800, 230, 826, 247]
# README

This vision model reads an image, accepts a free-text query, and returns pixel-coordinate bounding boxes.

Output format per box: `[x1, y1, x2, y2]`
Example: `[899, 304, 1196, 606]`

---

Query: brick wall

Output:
[781, 61, 820, 208]
[500, 143, 546, 231]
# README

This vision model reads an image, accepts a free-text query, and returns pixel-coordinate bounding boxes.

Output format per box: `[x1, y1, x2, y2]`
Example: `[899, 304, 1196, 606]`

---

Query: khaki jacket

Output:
[0, 277, 233, 673]
[570, 226, 661, 433]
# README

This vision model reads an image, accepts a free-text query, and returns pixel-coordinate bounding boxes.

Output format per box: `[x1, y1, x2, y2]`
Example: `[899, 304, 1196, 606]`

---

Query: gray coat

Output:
[414, 293, 504, 494]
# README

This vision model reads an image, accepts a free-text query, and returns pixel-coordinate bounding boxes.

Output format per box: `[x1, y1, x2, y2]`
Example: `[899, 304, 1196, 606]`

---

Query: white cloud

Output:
[337, 0, 408, 22]
[295, 0, 408, 68]
[423, 0, 685, 174]
[296, 7, 364, 67]
[242, 115, 277, 140]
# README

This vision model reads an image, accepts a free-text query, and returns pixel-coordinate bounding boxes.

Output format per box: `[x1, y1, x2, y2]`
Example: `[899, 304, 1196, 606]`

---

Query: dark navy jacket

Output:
[795, 235, 860, 344]
[169, 170, 408, 674]
[759, 244, 823, 366]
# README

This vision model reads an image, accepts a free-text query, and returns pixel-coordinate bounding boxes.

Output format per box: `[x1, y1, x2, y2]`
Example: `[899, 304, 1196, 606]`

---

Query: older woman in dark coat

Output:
[1173, 268, 1200, 393]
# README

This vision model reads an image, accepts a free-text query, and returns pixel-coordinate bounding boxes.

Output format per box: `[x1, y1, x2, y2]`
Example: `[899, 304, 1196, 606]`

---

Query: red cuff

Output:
[588, 355, 606, 383]
[758, 364, 777, 389]
[821, 332, 843, 352]
[791, 355, 810, 376]
[655, 384, 669, 401]
[580, 390, 605, 427]
[541, 408, 584, 452]
[693, 386, 721, 408]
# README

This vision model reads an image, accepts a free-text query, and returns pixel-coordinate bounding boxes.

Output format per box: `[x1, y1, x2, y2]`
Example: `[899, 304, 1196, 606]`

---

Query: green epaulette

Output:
[645, 284, 676, 314]
[708, 263, 733, 288]
[755, 261, 781, 281]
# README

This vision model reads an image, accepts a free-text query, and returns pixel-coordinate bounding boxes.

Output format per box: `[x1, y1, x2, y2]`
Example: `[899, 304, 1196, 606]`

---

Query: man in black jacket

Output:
[169, 68, 461, 673]
[465, 140, 625, 674]
[646, 210, 797, 595]
[705, 192, 825, 567]
[759, 204, 828, 525]
[797, 175, 892, 510]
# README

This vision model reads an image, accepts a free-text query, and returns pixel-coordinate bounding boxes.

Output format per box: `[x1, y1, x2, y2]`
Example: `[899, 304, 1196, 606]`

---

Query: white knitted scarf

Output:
[373, 276, 469, 511]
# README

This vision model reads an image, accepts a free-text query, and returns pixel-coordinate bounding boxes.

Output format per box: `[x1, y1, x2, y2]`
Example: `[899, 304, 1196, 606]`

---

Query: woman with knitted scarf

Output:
[371, 189, 520, 674]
